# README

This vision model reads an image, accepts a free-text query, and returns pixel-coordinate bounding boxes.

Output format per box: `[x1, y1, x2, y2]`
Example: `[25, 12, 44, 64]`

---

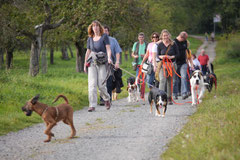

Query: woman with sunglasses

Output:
[141, 32, 160, 90]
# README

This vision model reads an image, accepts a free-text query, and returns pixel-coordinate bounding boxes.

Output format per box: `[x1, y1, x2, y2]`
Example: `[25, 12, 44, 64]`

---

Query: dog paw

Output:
[44, 139, 51, 143]
[162, 115, 165, 118]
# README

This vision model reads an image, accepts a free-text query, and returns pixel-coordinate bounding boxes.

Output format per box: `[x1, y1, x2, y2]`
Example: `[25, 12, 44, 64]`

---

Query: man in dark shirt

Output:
[173, 31, 189, 100]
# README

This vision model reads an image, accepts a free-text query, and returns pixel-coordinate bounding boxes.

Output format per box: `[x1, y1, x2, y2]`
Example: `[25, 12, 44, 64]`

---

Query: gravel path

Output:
[0, 37, 216, 160]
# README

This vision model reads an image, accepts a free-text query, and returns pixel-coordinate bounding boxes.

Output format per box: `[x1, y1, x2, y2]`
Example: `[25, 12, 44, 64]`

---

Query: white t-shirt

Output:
[152, 43, 160, 62]
[193, 58, 201, 70]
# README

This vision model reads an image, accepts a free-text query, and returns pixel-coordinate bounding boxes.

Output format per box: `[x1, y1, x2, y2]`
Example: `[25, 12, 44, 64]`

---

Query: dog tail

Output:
[52, 95, 69, 104]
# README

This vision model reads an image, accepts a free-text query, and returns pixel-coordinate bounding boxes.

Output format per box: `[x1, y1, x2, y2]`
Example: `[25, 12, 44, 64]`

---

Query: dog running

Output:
[190, 70, 205, 106]
[127, 77, 138, 102]
[22, 94, 76, 142]
[148, 87, 168, 117]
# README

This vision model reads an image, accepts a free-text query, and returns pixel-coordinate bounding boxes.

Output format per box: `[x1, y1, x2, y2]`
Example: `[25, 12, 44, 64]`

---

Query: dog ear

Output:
[190, 71, 195, 79]
[31, 94, 40, 105]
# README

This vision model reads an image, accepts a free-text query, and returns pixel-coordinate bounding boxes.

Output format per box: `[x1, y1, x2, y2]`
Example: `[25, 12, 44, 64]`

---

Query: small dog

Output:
[22, 94, 76, 142]
[127, 77, 138, 102]
[190, 70, 205, 106]
[148, 87, 168, 117]
[204, 63, 217, 93]
[205, 73, 217, 92]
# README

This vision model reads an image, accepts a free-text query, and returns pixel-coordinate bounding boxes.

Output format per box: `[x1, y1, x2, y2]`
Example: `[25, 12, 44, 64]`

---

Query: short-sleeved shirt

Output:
[198, 54, 209, 66]
[132, 42, 147, 64]
[174, 38, 188, 65]
[87, 33, 110, 53]
[109, 36, 122, 63]
[152, 43, 160, 62]
[192, 58, 201, 70]
[157, 42, 179, 62]
[146, 42, 155, 63]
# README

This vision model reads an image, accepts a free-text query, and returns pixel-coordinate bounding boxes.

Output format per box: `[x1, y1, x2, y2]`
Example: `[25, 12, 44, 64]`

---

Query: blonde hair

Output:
[160, 29, 173, 44]
[88, 20, 104, 37]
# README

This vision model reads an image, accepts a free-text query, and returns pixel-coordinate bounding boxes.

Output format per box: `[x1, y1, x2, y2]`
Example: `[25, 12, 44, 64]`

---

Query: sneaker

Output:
[182, 94, 188, 100]
[88, 107, 95, 112]
[174, 96, 178, 100]
[105, 101, 111, 110]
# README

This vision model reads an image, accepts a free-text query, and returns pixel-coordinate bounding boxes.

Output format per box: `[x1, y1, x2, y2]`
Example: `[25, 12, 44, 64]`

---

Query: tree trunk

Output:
[61, 46, 69, 60]
[41, 48, 47, 74]
[67, 44, 74, 58]
[75, 41, 85, 72]
[29, 40, 40, 77]
[6, 48, 14, 69]
[50, 47, 54, 64]
[0, 49, 4, 69]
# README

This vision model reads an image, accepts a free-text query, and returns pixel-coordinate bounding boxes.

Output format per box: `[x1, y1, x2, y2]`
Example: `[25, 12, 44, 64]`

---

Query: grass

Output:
[161, 33, 240, 160]
[0, 37, 201, 136]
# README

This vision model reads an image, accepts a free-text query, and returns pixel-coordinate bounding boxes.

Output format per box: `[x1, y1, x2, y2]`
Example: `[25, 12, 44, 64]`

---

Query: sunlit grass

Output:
[161, 33, 240, 160]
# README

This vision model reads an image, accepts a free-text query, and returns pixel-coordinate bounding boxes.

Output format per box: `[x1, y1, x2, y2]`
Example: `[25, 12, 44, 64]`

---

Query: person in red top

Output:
[198, 49, 209, 75]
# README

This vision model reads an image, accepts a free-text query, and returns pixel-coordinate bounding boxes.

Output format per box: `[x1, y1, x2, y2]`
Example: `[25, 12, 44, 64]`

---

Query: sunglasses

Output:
[152, 36, 159, 38]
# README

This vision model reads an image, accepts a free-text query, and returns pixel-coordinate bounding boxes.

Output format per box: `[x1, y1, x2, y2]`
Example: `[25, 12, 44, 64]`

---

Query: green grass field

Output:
[161, 34, 240, 160]
[0, 37, 201, 136]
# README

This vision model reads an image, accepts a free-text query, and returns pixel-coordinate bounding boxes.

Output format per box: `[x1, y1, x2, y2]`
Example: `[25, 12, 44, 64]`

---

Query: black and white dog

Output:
[148, 87, 168, 117]
[204, 63, 217, 93]
[190, 70, 205, 106]
[127, 77, 138, 102]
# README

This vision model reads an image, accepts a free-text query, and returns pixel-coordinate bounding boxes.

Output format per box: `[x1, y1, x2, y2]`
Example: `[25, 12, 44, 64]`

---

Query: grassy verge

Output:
[0, 37, 201, 136]
[161, 33, 240, 160]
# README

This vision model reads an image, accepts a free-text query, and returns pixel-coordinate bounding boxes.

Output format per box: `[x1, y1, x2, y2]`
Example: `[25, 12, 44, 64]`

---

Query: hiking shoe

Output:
[88, 107, 95, 112]
[105, 101, 111, 110]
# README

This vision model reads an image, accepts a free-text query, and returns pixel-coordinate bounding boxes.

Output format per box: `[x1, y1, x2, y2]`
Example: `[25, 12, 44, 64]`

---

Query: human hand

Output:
[115, 63, 119, 69]
[108, 58, 112, 64]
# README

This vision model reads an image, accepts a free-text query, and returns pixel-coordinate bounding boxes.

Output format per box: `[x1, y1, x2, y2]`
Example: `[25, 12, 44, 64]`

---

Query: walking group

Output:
[84, 20, 211, 112]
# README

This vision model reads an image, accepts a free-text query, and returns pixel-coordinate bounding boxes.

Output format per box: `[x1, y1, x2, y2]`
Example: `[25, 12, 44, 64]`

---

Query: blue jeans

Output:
[146, 71, 155, 88]
[173, 63, 188, 97]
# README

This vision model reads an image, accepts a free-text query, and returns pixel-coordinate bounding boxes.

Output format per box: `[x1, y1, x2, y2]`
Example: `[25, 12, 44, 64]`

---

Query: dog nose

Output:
[196, 80, 199, 84]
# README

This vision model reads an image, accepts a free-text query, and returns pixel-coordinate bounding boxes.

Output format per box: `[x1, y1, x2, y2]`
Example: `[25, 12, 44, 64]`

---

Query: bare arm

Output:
[115, 53, 120, 69]
[106, 44, 112, 64]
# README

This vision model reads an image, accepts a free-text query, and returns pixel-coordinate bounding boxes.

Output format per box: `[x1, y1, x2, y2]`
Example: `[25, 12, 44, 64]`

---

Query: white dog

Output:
[190, 70, 206, 106]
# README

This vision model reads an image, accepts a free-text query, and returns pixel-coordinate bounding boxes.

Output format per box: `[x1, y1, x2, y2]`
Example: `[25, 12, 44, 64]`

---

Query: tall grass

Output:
[0, 37, 201, 136]
[161, 33, 240, 160]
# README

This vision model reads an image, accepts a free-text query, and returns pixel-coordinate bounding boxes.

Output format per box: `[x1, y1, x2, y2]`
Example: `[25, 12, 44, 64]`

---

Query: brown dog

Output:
[22, 94, 76, 142]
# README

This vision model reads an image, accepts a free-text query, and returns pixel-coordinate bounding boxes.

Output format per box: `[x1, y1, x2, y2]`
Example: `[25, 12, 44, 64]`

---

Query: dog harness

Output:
[41, 107, 59, 121]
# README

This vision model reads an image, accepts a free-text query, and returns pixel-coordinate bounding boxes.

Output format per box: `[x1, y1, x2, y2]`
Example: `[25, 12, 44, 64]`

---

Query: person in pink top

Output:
[198, 49, 209, 75]
[141, 32, 160, 90]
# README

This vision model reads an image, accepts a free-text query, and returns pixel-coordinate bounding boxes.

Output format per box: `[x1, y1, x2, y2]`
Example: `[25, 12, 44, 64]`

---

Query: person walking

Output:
[173, 31, 190, 100]
[198, 49, 209, 75]
[84, 20, 112, 112]
[99, 25, 122, 105]
[131, 32, 147, 77]
[141, 32, 160, 90]
[153, 29, 179, 105]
